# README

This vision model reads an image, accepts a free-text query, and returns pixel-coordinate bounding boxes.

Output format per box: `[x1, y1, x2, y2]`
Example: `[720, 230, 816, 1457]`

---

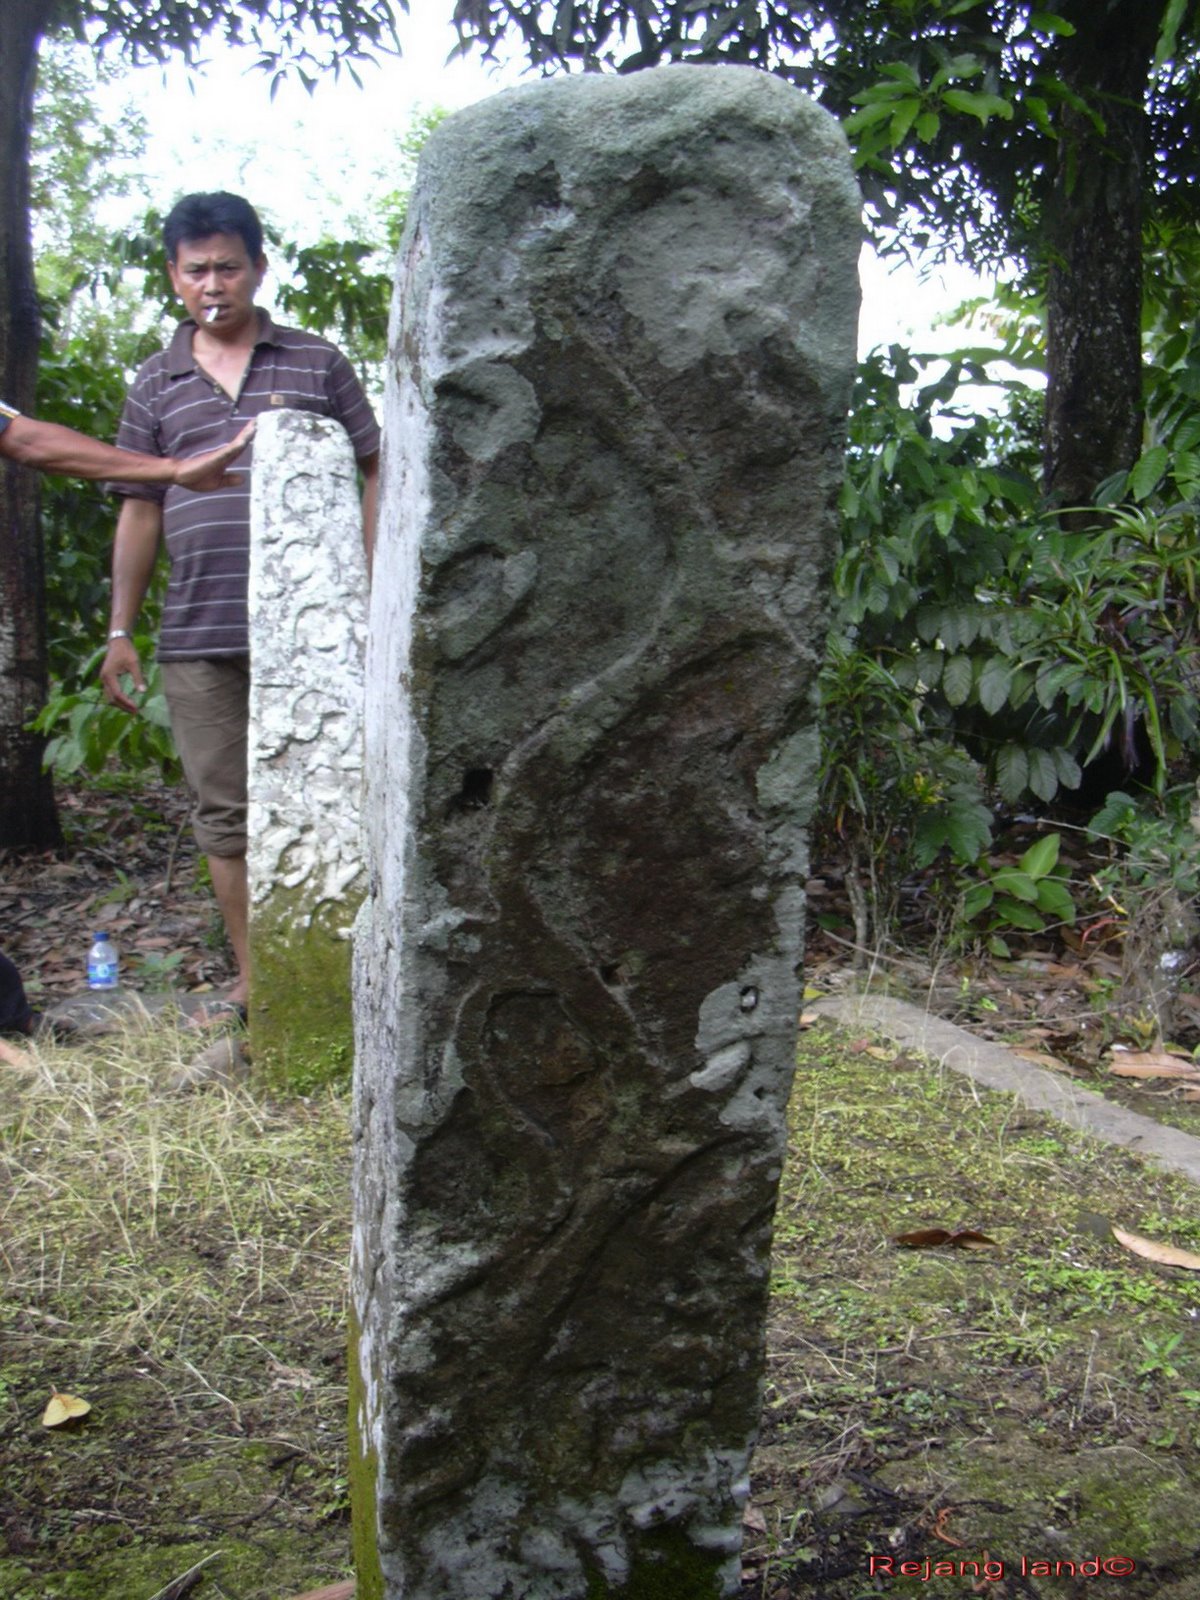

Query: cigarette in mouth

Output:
[204, 306, 220, 323]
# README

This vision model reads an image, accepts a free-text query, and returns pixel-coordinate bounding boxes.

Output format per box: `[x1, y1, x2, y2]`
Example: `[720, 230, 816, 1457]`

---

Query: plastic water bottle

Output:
[86, 931, 120, 991]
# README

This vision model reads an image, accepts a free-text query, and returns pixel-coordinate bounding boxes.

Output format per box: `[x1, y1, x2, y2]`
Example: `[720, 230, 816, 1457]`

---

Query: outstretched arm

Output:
[0, 414, 254, 488]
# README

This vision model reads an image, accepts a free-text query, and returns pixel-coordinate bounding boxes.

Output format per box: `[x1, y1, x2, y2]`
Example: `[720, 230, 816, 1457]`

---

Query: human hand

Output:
[99, 636, 147, 714]
[173, 420, 255, 491]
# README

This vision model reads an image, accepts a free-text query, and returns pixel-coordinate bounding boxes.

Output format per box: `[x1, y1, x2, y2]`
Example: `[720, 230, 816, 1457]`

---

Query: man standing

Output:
[99, 192, 380, 1015]
[0, 401, 253, 1046]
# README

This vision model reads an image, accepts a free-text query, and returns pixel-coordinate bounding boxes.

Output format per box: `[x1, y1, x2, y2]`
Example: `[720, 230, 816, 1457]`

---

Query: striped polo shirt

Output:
[111, 312, 380, 660]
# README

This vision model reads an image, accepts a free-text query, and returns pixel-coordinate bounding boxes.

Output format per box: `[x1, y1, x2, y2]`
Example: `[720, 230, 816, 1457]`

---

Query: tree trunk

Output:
[1043, 0, 1165, 510]
[0, 0, 60, 850]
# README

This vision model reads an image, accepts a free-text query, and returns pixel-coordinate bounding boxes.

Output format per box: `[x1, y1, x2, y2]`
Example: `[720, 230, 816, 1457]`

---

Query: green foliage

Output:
[956, 832, 1076, 957]
[30, 643, 180, 780]
[818, 325, 1200, 953]
[829, 339, 1200, 812]
[29, 39, 149, 297]
[1085, 785, 1200, 973]
[1088, 786, 1200, 899]
[32, 39, 171, 694]
[816, 632, 992, 949]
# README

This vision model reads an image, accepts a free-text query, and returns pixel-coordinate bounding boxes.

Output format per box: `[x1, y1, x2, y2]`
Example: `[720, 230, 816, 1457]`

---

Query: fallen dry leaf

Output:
[894, 1228, 997, 1250]
[41, 1390, 91, 1427]
[742, 1504, 769, 1536]
[929, 1505, 964, 1548]
[1112, 1227, 1200, 1271]
[1107, 1051, 1200, 1081]
[1013, 1049, 1085, 1075]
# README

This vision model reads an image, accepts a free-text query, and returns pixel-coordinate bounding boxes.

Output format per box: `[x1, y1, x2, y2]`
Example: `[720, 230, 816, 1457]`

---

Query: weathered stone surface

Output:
[247, 409, 367, 1081]
[351, 63, 860, 1600]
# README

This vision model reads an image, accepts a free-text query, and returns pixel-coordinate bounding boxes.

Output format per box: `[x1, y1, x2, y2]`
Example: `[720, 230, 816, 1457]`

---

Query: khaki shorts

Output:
[161, 657, 249, 858]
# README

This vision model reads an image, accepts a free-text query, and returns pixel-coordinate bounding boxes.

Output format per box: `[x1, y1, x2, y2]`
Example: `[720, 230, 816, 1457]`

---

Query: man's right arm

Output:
[99, 498, 163, 714]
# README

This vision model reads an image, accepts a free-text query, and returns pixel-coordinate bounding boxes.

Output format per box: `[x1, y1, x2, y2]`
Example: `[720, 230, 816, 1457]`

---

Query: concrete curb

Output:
[811, 993, 1200, 1188]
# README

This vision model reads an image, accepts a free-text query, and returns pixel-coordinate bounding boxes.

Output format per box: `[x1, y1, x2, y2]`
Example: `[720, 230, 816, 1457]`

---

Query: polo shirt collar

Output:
[166, 309, 283, 378]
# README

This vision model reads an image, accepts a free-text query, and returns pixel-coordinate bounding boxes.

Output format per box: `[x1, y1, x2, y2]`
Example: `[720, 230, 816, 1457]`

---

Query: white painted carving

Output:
[248, 410, 367, 921]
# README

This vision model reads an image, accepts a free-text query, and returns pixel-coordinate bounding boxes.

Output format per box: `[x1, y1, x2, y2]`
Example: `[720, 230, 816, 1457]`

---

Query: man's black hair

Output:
[163, 193, 264, 263]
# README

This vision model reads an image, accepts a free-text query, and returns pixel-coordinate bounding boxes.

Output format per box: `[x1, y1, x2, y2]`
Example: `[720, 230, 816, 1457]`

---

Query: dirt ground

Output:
[3, 778, 1200, 1599]
[1, 777, 237, 1017]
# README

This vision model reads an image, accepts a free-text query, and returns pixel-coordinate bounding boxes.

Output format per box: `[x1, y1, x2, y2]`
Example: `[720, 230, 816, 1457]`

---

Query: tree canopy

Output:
[451, 0, 1200, 507]
[46, 0, 401, 86]
[453, 1, 1199, 263]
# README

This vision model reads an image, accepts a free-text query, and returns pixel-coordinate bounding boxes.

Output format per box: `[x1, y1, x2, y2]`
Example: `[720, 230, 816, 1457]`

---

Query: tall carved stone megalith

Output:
[351, 63, 860, 1600]
[248, 409, 368, 1083]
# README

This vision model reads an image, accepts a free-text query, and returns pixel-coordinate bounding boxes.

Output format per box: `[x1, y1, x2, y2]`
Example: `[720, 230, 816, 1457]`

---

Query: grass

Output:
[750, 1023, 1200, 1597]
[0, 1016, 354, 1600]
[3, 1014, 1200, 1598]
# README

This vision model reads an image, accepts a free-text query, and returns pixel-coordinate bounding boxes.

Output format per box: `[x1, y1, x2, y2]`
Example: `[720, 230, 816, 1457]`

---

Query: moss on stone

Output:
[348, 1307, 384, 1600]
[249, 883, 362, 1091]
[584, 1525, 732, 1600]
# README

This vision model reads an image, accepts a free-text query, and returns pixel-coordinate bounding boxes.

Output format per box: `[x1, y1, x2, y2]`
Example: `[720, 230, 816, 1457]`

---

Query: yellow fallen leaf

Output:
[1112, 1227, 1200, 1272]
[41, 1390, 91, 1428]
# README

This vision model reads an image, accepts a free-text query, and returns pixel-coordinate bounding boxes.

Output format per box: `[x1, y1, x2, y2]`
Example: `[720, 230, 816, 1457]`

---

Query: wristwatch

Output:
[107, 629, 132, 641]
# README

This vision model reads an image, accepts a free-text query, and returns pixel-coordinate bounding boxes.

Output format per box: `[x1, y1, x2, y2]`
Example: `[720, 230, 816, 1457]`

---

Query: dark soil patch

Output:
[1, 776, 236, 1014]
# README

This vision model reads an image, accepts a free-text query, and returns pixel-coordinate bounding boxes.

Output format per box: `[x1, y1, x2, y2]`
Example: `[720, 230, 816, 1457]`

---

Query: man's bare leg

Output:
[208, 852, 250, 1007]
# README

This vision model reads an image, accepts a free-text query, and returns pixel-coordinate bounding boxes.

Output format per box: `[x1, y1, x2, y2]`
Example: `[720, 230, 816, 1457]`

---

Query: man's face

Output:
[167, 232, 266, 336]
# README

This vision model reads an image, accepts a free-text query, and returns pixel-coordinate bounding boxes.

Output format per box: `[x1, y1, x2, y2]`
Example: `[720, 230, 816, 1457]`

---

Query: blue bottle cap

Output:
[92, 931, 110, 940]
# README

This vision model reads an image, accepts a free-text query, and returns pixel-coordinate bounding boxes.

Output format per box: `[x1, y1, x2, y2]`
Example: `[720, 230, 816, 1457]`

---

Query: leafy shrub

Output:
[834, 344, 1200, 812]
[956, 832, 1076, 958]
[31, 644, 179, 780]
